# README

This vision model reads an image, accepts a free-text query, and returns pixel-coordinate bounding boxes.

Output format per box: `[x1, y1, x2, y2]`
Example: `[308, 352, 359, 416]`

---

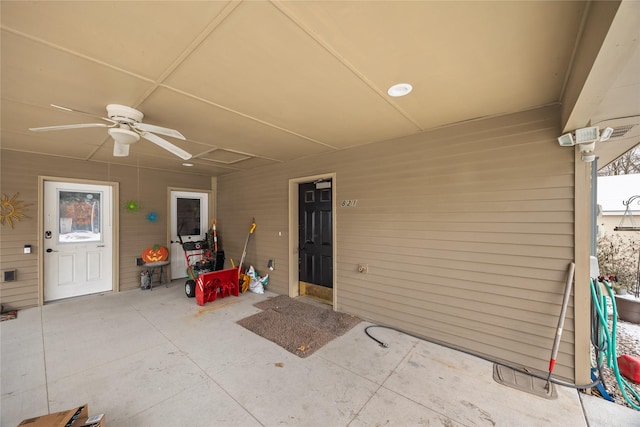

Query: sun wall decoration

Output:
[124, 199, 140, 213]
[0, 193, 32, 228]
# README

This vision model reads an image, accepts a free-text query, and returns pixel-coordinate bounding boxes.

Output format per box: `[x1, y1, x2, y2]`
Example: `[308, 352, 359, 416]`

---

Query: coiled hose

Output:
[589, 278, 640, 410]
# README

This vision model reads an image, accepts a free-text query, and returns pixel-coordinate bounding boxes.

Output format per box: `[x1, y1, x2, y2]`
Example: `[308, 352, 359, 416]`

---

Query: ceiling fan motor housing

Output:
[106, 104, 143, 124]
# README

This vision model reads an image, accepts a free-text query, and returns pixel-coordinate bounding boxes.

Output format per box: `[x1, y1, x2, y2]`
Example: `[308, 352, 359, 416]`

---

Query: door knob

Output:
[46, 248, 58, 253]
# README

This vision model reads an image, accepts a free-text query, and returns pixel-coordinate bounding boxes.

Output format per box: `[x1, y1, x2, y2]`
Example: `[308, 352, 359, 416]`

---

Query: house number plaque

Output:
[340, 200, 358, 207]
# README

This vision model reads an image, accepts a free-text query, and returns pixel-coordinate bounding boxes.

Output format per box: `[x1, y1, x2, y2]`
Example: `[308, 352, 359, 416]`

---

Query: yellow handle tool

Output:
[238, 218, 257, 286]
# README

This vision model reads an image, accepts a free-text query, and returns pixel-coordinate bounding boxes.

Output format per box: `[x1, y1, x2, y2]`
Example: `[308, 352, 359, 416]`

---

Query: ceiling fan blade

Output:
[113, 141, 130, 157]
[134, 122, 185, 140]
[50, 104, 117, 125]
[29, 123, 109, 132]
[141, 132, 192, 160]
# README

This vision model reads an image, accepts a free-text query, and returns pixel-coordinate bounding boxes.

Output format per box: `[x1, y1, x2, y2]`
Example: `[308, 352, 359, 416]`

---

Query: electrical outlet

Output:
[136, 257, 144, 266]
[358, 264, 368, 274]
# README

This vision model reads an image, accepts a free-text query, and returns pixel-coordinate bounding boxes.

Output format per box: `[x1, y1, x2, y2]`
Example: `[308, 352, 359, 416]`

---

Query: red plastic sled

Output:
[195, 267, 239, 306]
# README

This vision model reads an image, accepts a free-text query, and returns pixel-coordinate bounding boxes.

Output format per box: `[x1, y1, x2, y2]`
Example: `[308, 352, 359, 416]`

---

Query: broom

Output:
[545, 262, 576, 391]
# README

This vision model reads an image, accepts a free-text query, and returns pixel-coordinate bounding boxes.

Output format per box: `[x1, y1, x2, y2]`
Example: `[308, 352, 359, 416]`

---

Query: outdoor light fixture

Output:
[575, 126, 600, 144]
[556, 126, 613, 163]
[557, 126, 614, 147]
[557, 133, 574, 147]
[600, 126, 614, 142]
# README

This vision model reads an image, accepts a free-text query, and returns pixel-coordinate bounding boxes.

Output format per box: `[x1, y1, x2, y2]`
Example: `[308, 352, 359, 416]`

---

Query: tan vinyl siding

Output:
[218, 105, 578, 380]
[0, 151, 211, 309]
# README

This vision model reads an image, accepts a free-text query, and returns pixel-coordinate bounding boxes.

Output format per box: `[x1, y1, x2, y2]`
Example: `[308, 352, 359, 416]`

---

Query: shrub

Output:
[597, 234, 640, 296]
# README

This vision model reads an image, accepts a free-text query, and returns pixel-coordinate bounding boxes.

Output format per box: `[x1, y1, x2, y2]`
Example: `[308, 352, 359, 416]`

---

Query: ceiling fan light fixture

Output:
[387, 83, 413, 97]
[108, 127, 139, 145]
[113, 141, 130, 157]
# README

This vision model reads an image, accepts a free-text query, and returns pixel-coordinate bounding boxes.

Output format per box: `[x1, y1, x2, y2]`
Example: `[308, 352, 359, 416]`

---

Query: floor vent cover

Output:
[493, 364, 557, 399]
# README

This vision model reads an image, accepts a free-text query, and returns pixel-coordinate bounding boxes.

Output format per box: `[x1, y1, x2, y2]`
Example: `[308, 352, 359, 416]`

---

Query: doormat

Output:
[237, 295, 360, 358]
[493, 364, 557, 399]
[1, 310, 17, 322]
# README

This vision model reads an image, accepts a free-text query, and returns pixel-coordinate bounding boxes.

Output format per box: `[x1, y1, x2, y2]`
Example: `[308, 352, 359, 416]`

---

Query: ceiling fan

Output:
[29, 104, 192, 160]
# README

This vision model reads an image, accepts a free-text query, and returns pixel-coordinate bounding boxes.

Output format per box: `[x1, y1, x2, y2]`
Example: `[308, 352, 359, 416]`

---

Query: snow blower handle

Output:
[177, 222, 185, 245]
[210, 219, 218, 253]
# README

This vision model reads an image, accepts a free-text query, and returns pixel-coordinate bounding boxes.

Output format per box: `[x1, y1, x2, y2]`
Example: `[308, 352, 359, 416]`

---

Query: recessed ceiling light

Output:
[388, 83, 413, 97]
[182, 162, 194, 167]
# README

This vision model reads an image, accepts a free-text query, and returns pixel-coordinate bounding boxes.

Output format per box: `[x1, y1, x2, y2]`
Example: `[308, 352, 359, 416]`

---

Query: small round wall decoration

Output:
[0, 192, 31, 228]
[124, 200, 140, 213]
[147, 212, 158, 222]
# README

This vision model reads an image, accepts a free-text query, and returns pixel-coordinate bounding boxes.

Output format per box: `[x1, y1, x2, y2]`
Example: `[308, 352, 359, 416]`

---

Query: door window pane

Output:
[305, 191, 315, 203]
[177, 198, 201, 236]
[58, 191, 102, 243]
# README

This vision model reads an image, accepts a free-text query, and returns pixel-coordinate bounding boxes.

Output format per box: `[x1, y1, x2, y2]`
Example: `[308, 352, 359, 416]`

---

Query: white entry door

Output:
[44, 181, 114, 301]
[170, 190, 209, 280]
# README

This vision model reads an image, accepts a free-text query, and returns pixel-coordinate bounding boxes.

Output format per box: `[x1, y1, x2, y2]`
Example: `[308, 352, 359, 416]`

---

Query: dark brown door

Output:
[299, 180, 333, 288]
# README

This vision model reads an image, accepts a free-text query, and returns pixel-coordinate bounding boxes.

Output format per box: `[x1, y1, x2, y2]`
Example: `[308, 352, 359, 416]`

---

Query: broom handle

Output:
[548, 262, 576, 373]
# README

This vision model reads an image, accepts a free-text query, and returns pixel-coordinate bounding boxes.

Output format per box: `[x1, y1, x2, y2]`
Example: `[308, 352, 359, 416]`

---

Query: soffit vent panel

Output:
[610, 124, 637, 139]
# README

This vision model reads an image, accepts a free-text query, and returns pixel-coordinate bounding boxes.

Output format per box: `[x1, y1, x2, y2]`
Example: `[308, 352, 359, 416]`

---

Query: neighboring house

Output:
[597, 174, 640, 237]
[1, 1, 640, 390]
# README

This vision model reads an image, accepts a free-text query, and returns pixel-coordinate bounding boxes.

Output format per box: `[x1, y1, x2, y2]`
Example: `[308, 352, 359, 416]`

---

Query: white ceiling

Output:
[1, 1, 639, 176]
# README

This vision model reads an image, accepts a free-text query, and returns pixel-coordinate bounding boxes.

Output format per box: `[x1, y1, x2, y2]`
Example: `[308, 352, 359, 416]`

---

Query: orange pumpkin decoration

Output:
[142, 245, 169, 263]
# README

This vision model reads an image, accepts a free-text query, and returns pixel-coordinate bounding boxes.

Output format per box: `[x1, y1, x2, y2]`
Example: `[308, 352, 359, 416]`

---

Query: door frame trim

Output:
[167, 187, 212, 280]
[288, 173, 337, 309]
[38, 176, 120, 306]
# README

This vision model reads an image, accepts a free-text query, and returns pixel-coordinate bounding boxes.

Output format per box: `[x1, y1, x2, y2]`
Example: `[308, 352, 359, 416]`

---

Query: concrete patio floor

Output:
[1, 282, 638, 427]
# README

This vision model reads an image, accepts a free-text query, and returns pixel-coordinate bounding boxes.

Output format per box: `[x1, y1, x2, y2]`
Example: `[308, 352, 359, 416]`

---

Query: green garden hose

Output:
[590, 278, 640, 410]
